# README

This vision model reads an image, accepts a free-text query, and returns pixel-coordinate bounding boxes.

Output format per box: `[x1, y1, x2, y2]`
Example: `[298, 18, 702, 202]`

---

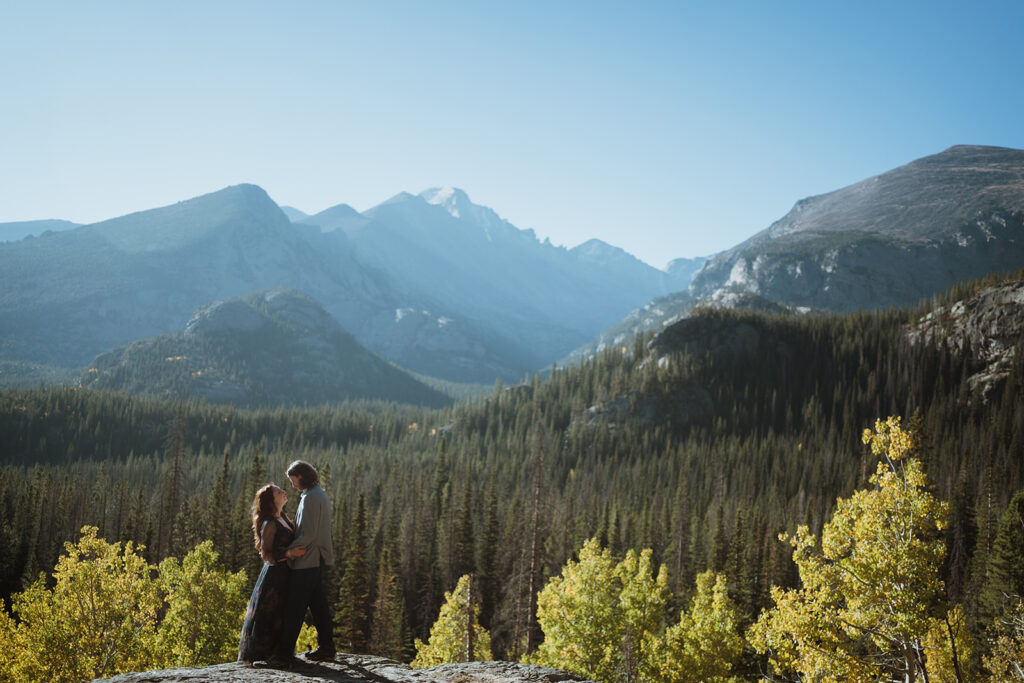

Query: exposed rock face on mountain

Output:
[82, 289, 450, 408]
[908, 278, 1024, 398]
[690, 145, 1024, 311]
[96, 654, 593, 683]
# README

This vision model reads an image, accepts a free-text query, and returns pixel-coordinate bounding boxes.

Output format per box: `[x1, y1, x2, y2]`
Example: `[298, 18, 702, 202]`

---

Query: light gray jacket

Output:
[287, 485, 334, 569]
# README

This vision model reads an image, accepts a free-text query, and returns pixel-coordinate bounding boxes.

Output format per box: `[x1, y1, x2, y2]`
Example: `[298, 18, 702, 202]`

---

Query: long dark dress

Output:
[237, 517, 295, 663]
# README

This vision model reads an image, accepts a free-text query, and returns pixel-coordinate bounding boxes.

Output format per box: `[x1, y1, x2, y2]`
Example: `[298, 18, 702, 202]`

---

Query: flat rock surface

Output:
[96, 653, 594, 683]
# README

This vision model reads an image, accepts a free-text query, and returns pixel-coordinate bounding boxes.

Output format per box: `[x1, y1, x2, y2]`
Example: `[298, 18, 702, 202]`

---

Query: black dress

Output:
[237, 517, 295, 663]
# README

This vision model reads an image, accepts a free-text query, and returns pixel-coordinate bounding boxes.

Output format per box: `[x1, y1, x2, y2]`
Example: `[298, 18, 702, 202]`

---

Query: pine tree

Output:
[982, 489, 1024, 621]
[944, 465, 977, 604]
[156, 409, 186, 560]
[234, 447, 265, 577]
[476, 474, 500, 630]
[205, 445, 233, 560]
[452, 469, 475, 582]
[335, 493, 370, 652]
[368, 547, 409, 661]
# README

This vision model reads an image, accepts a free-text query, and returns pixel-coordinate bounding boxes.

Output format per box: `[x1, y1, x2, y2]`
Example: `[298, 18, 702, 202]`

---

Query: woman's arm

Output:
[259, 520, 277, 564]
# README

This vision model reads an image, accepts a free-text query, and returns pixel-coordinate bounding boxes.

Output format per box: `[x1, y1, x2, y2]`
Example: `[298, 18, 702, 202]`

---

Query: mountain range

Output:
[0, 183, 691, 395]
[2, 144, 1023, 407]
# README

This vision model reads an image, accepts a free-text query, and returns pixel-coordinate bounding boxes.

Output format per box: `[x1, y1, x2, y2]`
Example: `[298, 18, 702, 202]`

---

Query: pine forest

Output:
[1, 273, 1023, 681]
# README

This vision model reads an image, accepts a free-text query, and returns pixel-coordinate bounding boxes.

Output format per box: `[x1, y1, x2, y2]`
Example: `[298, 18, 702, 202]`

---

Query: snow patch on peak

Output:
[420, 186, 472, 218]
[418, 186, 514, 235]
[421, 186, 467, 204]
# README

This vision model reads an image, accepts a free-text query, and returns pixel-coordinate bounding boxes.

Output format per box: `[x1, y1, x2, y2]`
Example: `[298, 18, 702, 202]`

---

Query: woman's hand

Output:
[286, 546, 307, 558]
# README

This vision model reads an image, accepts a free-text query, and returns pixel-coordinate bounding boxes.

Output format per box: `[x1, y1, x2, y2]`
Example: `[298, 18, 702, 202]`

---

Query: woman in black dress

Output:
[237, 484, 305, 663]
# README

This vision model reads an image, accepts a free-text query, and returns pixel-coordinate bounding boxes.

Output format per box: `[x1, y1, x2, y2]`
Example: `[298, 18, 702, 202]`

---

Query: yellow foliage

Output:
[296, 623, 319, 653]
[532, 540, 678, 682]
[922, 606, 973, 682]
[655, 571, 744, 683]
[0, 528, 260, 682]
[153, 541, 249, 668]
[412, 574, 492, 667]
[6, 526, 162, 682]
[532, 539, 624, 680]
[984, 598, 1024, 681]
[750, 417, 949, 682]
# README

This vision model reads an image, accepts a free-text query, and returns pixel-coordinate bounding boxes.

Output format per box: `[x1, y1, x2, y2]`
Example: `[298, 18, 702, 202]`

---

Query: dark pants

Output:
[277, 561, 334, 656]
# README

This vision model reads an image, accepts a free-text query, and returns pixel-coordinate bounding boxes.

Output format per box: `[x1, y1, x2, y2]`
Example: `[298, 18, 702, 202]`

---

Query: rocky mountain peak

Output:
[185, 298, 267, 337]
[571, 238, 627, 260]
[83, 183, 291, 254]
[419, 186, 510, 232]
[689, 144, 1024, 312]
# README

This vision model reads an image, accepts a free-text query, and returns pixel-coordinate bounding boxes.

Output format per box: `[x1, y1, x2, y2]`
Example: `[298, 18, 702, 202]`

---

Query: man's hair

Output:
[286, 460, 319, 489]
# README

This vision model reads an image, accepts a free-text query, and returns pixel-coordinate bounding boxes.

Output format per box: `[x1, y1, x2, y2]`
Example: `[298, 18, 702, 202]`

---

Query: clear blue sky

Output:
[2, 1, 1022, 268]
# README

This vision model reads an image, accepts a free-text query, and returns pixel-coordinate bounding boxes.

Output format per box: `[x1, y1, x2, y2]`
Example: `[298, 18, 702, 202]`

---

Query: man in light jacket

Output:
[273, 460, 336, 665]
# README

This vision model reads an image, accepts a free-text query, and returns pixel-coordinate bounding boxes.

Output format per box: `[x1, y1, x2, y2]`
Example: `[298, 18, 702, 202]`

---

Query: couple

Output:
[237, 460, 337, 668]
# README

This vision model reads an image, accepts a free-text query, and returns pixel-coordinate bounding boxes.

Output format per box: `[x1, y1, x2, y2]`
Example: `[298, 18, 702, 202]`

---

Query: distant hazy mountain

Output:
[279, 206, 310, 223]
[664, 256, 706, 291]
[299, 203, 367, 233]
[82, 288, 450, 408]
[690, 145, 1024, 310]
[318, 186, 679, 368]
[0, 184, 399, 370]
[1, 183, 690, 386]
[0, 219, 80, 243]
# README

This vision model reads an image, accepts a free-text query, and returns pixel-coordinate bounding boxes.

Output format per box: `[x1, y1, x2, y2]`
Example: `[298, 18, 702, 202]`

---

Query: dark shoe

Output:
[304, 647, 337, 662]
[253, 654, 298, 669]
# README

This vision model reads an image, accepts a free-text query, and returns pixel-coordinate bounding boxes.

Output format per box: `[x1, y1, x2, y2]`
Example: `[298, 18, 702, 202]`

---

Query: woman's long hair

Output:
[251, 484, 278, 551]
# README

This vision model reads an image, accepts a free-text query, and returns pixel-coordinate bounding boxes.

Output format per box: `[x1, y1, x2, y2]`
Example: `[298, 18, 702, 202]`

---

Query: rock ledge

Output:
[96, 653, 594, 683]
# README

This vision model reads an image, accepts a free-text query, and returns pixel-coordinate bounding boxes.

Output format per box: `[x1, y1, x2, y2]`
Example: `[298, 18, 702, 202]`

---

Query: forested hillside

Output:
[0, 273, 1022, 679]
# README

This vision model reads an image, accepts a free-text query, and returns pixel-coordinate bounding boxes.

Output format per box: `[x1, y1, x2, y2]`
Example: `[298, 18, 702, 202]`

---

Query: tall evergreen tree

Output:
[476, 474, 500, 629]
[452, 469, 475, 583]
[205, 446, 233, 561]
[983, 490, 1024, 620]
[335, 493, 370, 652]
[156, 409, 185, 559]
[368, 547, 409, 661]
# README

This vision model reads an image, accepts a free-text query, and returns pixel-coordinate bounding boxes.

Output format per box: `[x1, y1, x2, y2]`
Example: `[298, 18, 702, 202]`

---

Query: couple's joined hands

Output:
[285, 546, 307, 559]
